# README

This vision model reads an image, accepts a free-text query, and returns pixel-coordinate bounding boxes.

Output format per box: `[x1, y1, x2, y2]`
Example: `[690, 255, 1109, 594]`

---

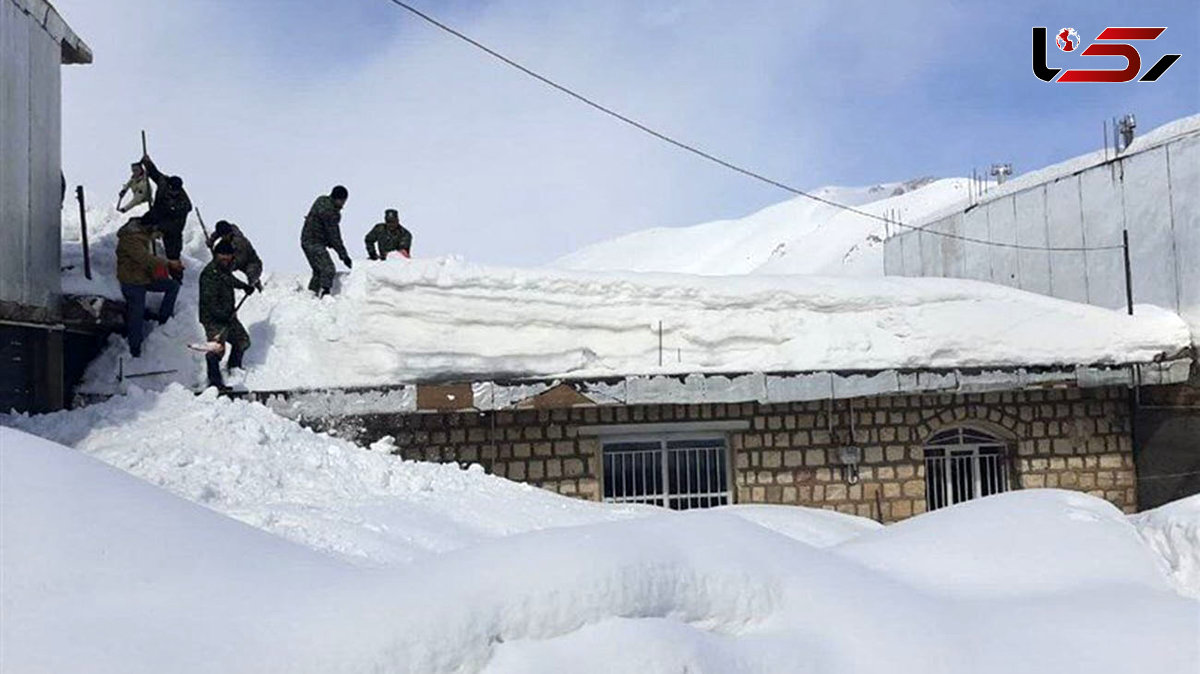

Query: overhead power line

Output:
[382, 0, 1123, 253]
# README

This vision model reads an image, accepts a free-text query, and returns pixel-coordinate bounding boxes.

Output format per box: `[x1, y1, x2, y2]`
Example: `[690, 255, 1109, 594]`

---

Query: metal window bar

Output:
[603, 437, 731, 510]
[923, 429, 1010, 511]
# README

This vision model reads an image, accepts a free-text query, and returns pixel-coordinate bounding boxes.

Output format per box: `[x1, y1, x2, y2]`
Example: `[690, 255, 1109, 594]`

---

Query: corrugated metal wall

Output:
[883, 131, 1200, 335]
[1, 0, 63, 318]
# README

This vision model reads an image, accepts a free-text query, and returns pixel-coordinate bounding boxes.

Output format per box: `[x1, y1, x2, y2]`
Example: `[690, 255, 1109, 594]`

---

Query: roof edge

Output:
[10, 0, 93, 64]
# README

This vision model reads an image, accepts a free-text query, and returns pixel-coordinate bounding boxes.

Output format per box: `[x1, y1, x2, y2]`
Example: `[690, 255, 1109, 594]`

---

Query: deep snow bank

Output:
[1133, 494, 1200, 598]
[72, 252, 1190, 393]
[2, 385, 645, 565]
[4, 428, 1196, 674]
[554, 179, 968, 276]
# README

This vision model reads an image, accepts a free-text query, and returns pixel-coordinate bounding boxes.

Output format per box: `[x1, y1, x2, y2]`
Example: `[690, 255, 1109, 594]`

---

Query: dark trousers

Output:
[202, 319, 250, 388]
[302, 243, 335, 295]
[160, 224, 185, 282]
[121, 279, 180, 357]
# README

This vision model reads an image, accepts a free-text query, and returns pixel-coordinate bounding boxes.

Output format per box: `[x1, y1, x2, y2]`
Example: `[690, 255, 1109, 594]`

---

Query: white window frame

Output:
[600, 431, 732, 510]
[923, 427, 1011, 511]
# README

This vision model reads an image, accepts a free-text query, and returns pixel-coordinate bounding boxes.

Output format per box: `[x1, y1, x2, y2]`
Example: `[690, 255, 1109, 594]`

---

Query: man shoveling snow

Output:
[197, 239, 256, 390]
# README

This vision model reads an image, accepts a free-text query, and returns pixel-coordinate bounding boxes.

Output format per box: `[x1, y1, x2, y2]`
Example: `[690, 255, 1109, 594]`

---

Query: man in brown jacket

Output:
[116, 216, 182, 358]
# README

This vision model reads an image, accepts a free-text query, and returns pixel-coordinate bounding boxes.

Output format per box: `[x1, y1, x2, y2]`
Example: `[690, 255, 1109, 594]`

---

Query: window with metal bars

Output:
[601, 436, 730, 510]
[923, 427, 1011, 511]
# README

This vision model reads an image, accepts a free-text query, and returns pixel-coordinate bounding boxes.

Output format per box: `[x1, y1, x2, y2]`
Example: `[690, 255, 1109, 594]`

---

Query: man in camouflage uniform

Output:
[199, 240, 256, 390]
[141, 155, 192, 282]
[115, 216, 182, 358]
[117, 162, 153, 213]
[300, 185, 352, 296]
[208, 220, 264, 290]
[365, 208, 413, 260]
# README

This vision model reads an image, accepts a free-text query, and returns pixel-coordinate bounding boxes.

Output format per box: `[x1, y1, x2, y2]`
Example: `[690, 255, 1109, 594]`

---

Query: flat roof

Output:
[9, 0, 93, 64]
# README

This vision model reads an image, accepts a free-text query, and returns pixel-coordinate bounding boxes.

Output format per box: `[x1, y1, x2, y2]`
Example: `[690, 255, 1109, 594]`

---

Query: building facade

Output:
[274, 370, 1163, 522]
[0, 0, 91, 412]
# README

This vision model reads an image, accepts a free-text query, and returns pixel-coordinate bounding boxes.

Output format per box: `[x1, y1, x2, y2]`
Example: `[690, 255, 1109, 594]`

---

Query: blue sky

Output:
[53, 0, 1198, 271]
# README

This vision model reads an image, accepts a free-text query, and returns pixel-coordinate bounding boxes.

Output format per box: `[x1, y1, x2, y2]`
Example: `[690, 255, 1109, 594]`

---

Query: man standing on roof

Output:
[208, 220, 264, 291]
[365, 208, 413, 260]
[141, 154, 192, 282]
[199, 240, 255, 390]
[300, 185, 352, 297]
[115, 216, 182, 358]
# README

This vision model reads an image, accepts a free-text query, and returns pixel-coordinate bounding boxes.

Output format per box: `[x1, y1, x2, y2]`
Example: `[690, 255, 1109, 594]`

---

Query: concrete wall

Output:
[1, 0, 63, 319]
[327, 386, 1137, 522]
[884, 129, 1200, 333]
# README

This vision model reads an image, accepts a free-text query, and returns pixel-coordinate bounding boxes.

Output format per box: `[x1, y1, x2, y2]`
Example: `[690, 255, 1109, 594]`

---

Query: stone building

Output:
[268, 358, 1190, 522]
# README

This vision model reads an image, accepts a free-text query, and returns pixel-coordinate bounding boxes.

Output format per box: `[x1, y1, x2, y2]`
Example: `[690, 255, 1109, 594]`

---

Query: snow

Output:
[554, 178, 967, 277]
[2, 385, 646, 565]
[66, 217, 1190, 393]
[4, 416, 1198, 673]
[1132, 494, 1200, 598]
[912, 114, 1200, 229]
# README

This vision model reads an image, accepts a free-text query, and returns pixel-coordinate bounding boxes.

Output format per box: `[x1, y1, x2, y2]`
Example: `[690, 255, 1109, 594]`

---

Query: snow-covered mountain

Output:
[553, 177, 969, 276]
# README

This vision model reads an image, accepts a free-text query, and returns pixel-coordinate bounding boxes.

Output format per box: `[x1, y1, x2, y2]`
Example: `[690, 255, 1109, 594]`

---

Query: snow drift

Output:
[2, 385, 645, 565]
[4, 420, 1197, 673]
[554, 178, 967, 276]
[1133, 494, 1200, 599]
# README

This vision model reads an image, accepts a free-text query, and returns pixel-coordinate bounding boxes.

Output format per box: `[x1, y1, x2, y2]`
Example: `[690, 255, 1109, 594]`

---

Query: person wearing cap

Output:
[198, 239, 255, 390]
[115, 216, 182, 358]
[364, 208, 413, 260]
[141, 154, 192, 282]
[207, 220, 264, 290]
[300, 185, 352, 297]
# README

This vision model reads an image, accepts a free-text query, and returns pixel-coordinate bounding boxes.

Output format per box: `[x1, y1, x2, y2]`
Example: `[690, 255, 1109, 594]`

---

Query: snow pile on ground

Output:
[1132, 495, 1200, 599]
[554, 178, 967, 277]
[72, 250, 1191, 393]
[4, 426, 1196, 673]
[1, 385, 645, 565]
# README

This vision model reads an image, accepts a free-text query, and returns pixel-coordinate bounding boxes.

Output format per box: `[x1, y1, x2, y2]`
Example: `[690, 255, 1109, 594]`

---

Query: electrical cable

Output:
[382, 0, 1125, 253]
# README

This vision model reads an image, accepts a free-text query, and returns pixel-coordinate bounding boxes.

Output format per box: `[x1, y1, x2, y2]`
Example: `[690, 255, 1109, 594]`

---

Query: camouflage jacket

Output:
[115, 219, 167, 286]
[301, 195, 348, 258]
[365, 222, 412, 259]
[143, 159, 192, 232]
[198, 261, 252, 328]
[207, 224, 262, 276]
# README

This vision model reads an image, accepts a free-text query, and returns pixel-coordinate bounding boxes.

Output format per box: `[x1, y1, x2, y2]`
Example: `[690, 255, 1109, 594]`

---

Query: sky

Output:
[52, 0, 1198, 273]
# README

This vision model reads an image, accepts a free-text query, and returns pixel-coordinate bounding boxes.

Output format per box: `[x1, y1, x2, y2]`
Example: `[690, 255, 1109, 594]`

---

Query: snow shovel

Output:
[187, 291, 254, 353]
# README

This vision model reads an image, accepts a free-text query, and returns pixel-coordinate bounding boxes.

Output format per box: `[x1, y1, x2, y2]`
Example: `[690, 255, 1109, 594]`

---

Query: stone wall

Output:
[340, 385, 1136, 521]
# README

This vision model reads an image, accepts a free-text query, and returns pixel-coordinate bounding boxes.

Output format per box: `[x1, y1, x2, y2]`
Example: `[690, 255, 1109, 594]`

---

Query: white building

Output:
[1, 0, 90, 411]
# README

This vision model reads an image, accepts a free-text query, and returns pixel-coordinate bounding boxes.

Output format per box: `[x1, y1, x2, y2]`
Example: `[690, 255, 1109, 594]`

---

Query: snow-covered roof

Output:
[8, 0, 92, 64]
[72, 249, 1192, 397]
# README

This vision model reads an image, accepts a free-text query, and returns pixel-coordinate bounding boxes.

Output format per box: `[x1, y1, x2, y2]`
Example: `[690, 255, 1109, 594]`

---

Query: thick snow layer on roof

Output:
[72, 252, 1189, 393]
[4, 419, 1197, 673]
[554, 178, 967, 276]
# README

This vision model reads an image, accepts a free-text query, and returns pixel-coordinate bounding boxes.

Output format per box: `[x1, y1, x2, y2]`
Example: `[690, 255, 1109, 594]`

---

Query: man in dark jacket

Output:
[141, 155, 192, 281]
[365, 208, 413, 260]
[300, 185, 351, 296]
[115, 217, 182, 358]
[208, 220, 264, 290]
[199, 240, 255, 389]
